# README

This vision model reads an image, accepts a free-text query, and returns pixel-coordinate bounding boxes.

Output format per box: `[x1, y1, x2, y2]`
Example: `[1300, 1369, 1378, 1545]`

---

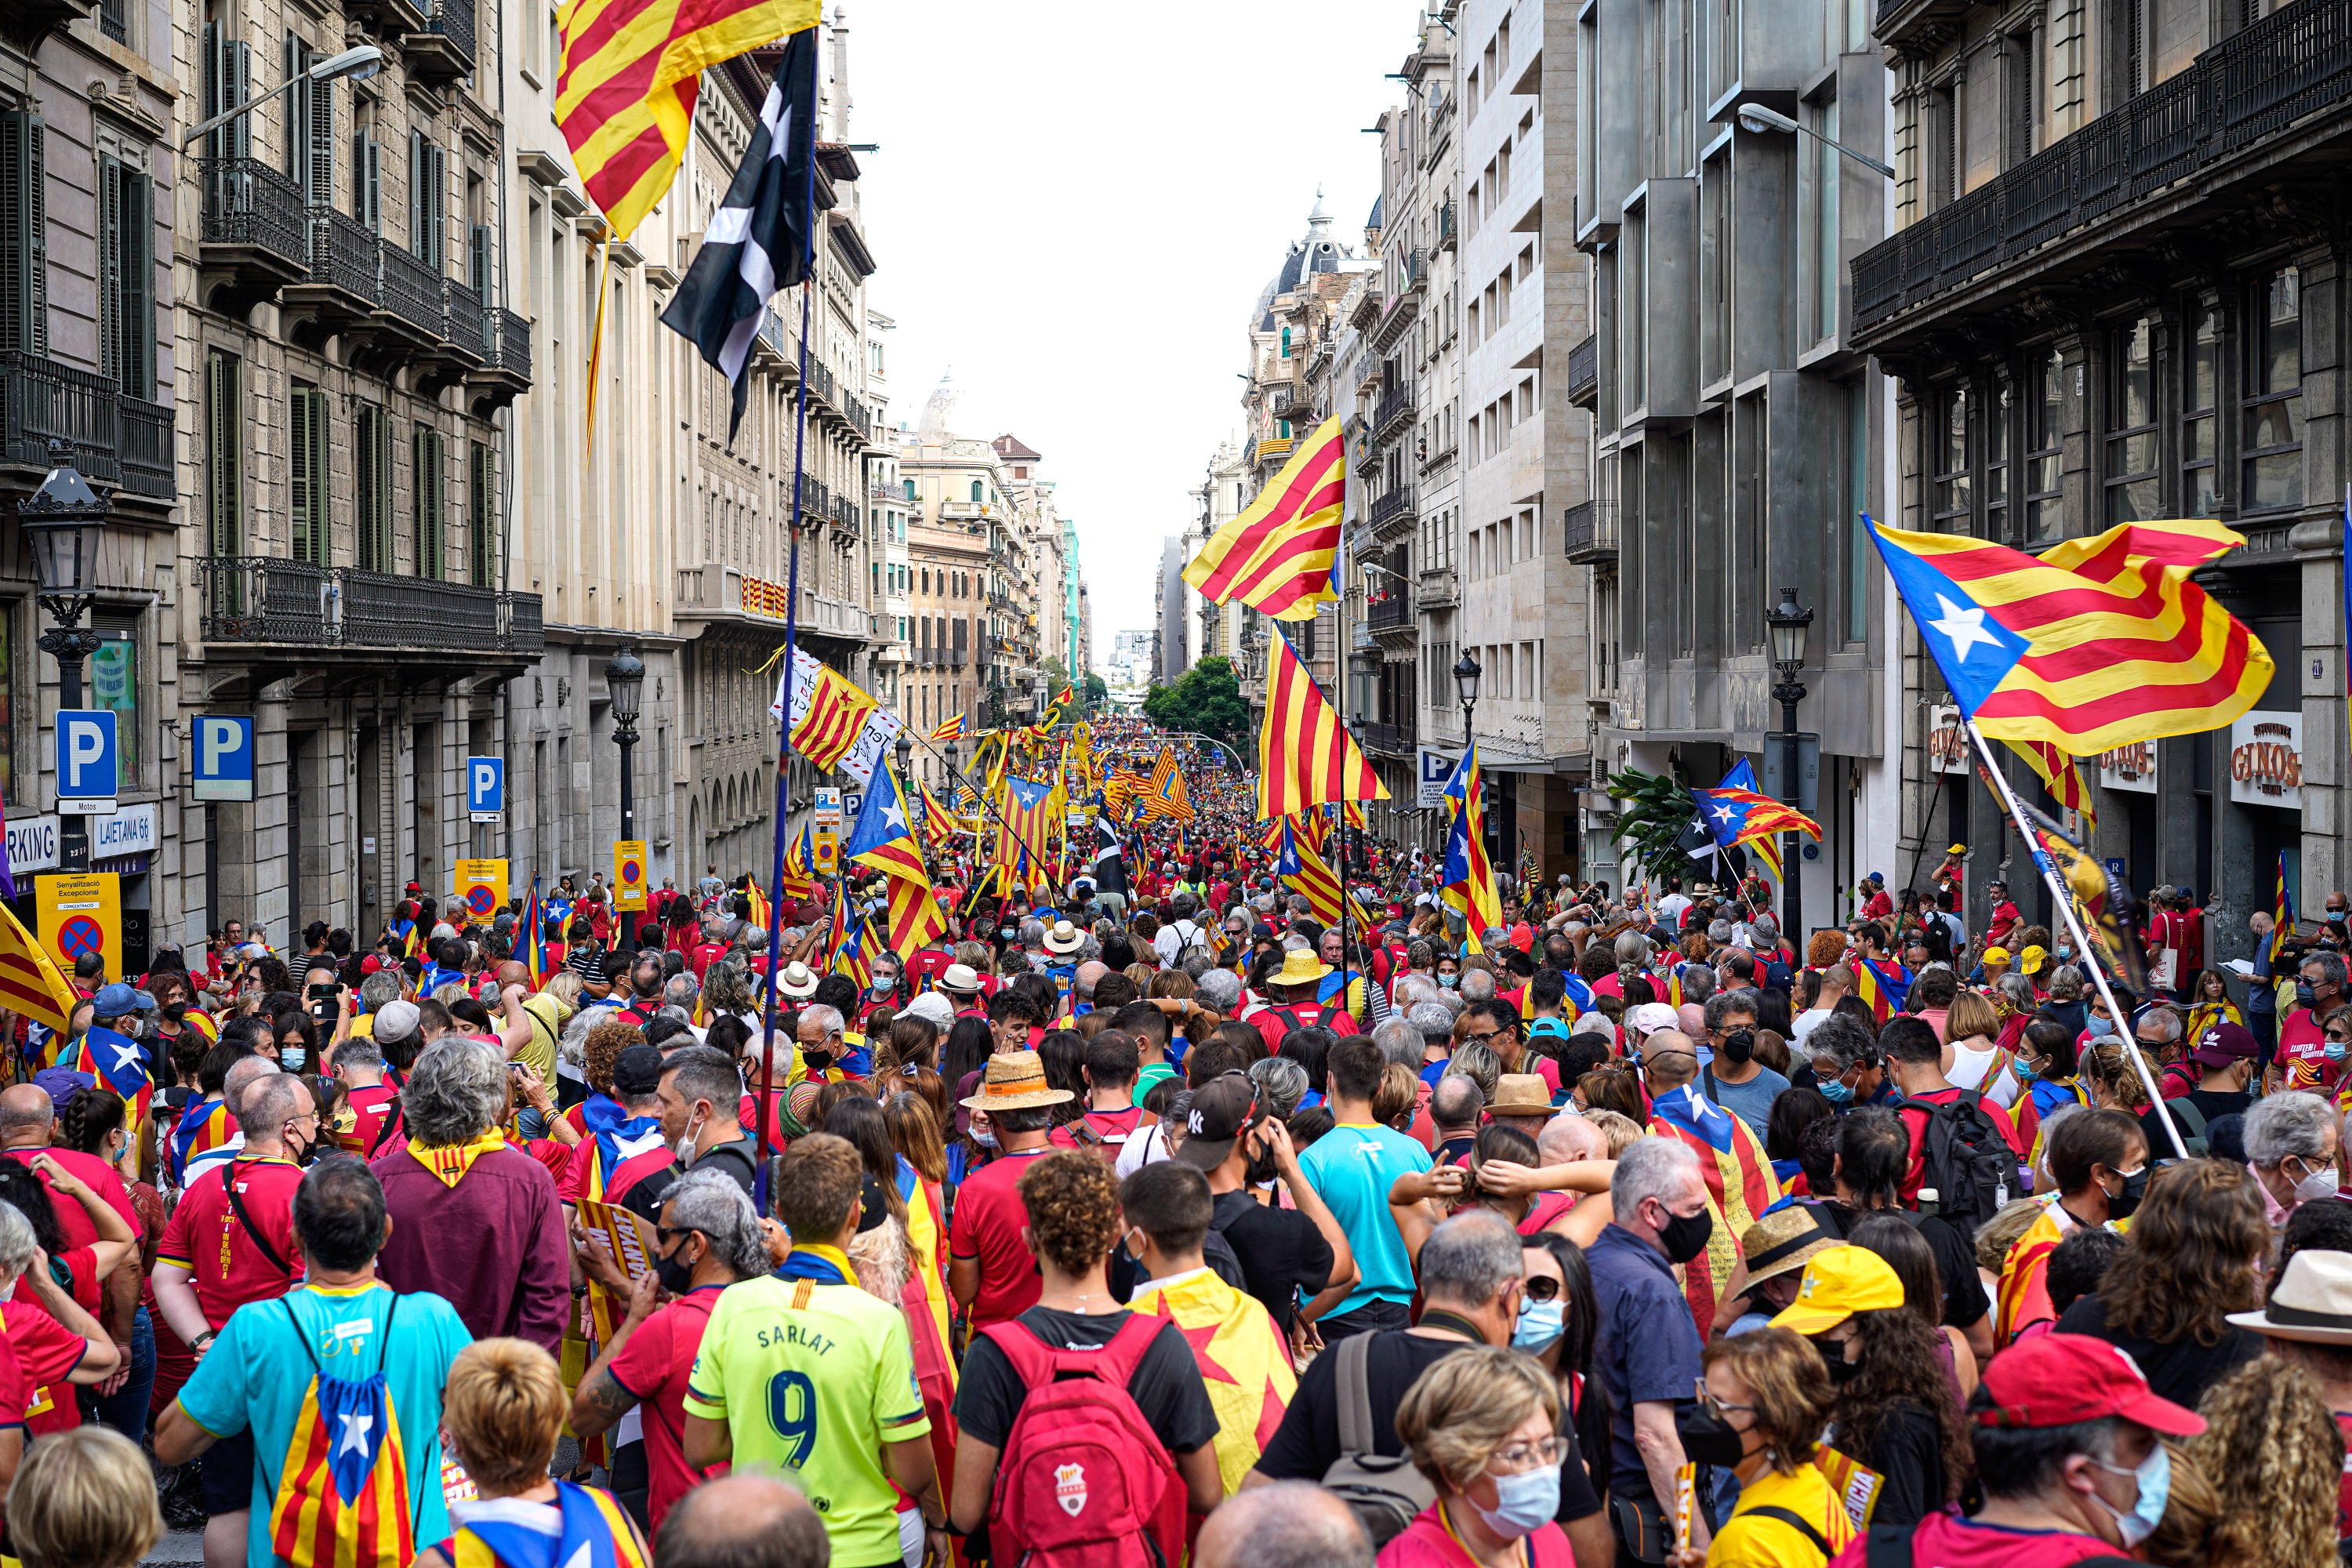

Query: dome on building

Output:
[1254, 187, 1356, 330]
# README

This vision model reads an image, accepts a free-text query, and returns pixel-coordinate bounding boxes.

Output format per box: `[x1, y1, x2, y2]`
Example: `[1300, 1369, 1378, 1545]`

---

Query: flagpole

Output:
[1958, 716, 2187, 1160]
[753, 117, 822, 1200]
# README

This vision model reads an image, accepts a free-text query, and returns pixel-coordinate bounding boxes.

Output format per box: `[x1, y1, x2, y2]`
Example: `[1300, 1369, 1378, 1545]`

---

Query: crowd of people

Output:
[7, 716, 2351, 1568]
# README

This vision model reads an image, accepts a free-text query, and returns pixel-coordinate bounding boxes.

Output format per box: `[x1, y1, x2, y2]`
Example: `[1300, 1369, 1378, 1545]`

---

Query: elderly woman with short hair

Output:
[371, 1036, 570, 1352]
[2246, 1090, 2341, 1225]
[1383, 1345, 1589, 1566]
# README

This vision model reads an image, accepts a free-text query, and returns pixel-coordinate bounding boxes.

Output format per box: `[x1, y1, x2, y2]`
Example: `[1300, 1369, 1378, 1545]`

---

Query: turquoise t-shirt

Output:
[176, 1280, 474, 1564]
[1297, 1122, 1432, 1316]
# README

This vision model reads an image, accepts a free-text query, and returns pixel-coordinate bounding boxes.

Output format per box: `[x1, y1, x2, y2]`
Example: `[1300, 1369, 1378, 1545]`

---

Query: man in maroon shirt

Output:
[369, 1034, 568, 1352]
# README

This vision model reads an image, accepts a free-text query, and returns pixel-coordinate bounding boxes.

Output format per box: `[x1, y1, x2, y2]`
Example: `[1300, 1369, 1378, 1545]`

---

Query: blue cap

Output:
[90, 981, 155, 1017]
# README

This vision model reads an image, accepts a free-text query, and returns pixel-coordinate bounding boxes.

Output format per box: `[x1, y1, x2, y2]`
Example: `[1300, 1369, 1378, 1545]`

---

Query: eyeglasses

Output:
[1523, 1276, 1562, 1302]
[1462, 1029, 1516, 1047]
[1699, 1390, 1758, 1422]
[1485, 1438, 1566, 1475]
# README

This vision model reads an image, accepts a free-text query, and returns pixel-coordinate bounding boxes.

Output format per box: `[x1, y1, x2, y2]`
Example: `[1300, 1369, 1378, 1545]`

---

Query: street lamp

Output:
[180, 45, 384, 147]
[19, 447, 110, 872]
[604, 639, 644, 834]
[1734, 102, 1896, 180]
[1766, 586, 1814, 940]
[1453, 650, 1482, 746]
[894, 730, 915, 791]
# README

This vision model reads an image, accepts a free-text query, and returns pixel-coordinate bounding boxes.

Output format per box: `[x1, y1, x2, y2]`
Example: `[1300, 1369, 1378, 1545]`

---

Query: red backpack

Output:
[980, 1315, 1188, 1567]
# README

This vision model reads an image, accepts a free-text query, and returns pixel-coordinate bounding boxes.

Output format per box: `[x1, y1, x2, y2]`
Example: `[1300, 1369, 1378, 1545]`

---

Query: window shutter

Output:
[470, 222, 492, 300]
[430, 146, 448, 269]
[310, 78, 334, 208]
[357, 131, 380, 230]
[290, 384, 314, 564]
[122, 171, 153, 394]
[283, 35, 306, 185]
[470, 441, 495, 586]
[0, 112, 48, 355]
[97, 156, 122, 390]
[206, 351, 240, 557]
[227, 41, 251, 160]
[408, 131, 426, 259]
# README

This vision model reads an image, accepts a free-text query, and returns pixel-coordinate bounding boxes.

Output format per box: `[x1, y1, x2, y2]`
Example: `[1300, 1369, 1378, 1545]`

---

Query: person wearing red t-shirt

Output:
[571, 1169, 760, 1534]
[1047, 1033, 1152, 1163]
[1984, 877, 2024, 949]
[0, 1213, 119, 1443]
[152, 1078, 309, 1343]
[1858, 873, 1893, 924]
[1244, 950, 1364, 1054]
[0, 1083, 142, 1258]
[332, 1034, 406, 1158]
[1881, 1016, 2024, 1206]
[946, 1051, 1070, 1334]
[2277, 950, 2352, 1094]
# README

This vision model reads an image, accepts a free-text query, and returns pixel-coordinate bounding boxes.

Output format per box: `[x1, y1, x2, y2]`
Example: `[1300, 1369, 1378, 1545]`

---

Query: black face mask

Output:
[653, 1244, 697, 1296]
[1824, 1352, 1864, 1386]
[1675, 1406, 1749, 1470]
[1657, 1204, 1714, 1265]
[285, 1125, 319, 1167]
[2107, 1167, 2150, 1220]
[161, 1001, 190, 1022]
[1719, 1028, 1755, 1065]
[800, 1047, 832, 1073]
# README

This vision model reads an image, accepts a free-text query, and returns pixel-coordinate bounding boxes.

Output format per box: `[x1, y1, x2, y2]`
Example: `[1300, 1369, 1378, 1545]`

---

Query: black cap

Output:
[857, 1172, 890, 1233]
[612, 1044, 667, 1098]
[1174, 1070, 1259, 1171]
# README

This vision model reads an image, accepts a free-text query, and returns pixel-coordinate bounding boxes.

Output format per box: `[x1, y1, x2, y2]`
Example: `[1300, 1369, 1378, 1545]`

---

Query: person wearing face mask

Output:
[1667, 1327, 1853, 1567]
[1835, 1331, 2204, 1568]
[1587, 1136, 1715, 1559]
[2278, 950, 2352, 1093]
[2245, 1089, 2343, 1227]
[1993, 1109, 2147, 1346]
[568, 1169, 766, 1535]
[1381, 1346, 1610, 1568]
[1771, 1245, 1969, 1532]
[653, 1045, 757, 1198]
[1802, 1015, 1888, 1112]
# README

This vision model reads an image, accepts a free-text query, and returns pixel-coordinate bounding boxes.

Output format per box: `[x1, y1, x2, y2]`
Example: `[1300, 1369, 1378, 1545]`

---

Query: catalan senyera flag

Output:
[1649, 1083, 1781, 1340]
[744, 874, 773, 934]
[1865, 514, 2272, 752]
[447, 1479, 649, 1568]
[1139, 745, 1195, 824]
[1279, 818, 1375, 935]
[1994, 1201, 2077, 1345]
[268, 1356, 418, 1568]
[843, 766, 948, 960]
[2005, 739, 2098, 837]
[995, 777, 1056, 889]
[1440, 747, 1501, 950]
[790, 665, 880, 771]
[927, 714, 965, 743]
[0, 906, 75, 1036]
[1256, 632, 1387, 822]
[779, 824, 818, 901]
[1055, 684, 1074, 707]
[554, 0, 819, 242]
[1691, 781, 1822, 856]
[1184, 416, 1345, 622]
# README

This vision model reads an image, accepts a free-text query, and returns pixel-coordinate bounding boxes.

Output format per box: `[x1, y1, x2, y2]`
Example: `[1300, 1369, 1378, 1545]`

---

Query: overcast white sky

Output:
[850, 0, 1424, 668]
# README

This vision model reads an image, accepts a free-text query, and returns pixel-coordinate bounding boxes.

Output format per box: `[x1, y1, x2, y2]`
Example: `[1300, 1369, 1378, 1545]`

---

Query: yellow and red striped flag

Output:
[927, 714, 965, 742]
[1138, 745, 1195, 824]
[2005, 739, 2098, 836]
[1257, 633, 1387, 822]
[555, 0, 819, 241]
[0, 906, 75, 1035]
[779, 823, 818, 901]
[789, 665, 880, 771]
[1184, 416, 1345, 622]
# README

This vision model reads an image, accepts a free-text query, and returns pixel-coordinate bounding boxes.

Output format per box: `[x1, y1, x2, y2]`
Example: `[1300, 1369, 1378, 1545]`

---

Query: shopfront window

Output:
[2103, 317, 2158, 523]
[2244, 267, 2303, 512]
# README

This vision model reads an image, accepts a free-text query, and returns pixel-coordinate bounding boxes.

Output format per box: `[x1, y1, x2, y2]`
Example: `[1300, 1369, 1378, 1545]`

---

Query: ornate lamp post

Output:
[1766, 587, 1814, 940]
[1452, 649, 1482, 747]
[20, 448, 111, 873]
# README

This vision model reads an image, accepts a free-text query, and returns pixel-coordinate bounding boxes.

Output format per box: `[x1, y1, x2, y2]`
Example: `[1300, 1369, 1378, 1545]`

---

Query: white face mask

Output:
[2291, 1156, 2339, 1205]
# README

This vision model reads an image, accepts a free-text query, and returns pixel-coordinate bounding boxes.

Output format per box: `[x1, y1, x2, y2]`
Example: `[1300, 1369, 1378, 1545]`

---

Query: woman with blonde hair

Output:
[1383, 1344, 1587, 1566]
[4, 1426, 162, 1568]
[1667, 1327, 1853, 1567]
[2078, 1040, 2154, 1112]
[419, 1338, 649, 1568]
[2187, 1355, 2342, 1568]
[1943, 989, 2021, 1109]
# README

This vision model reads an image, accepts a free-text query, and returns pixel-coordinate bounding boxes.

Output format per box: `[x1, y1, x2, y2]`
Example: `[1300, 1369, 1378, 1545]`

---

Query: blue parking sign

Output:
[191, 715, 256, 802]
[469, 756, 504, 820]
[56, 710, 118, 808]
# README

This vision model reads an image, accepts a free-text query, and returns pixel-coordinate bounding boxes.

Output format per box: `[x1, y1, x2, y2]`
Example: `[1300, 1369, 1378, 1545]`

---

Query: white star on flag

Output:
[1711, 805, 1735, 823]
[881, 800, 907, 832]
[107, 1037, 140, 1074]
[335, 1410, 374, 1457]
[1929, 593, 2001, 663]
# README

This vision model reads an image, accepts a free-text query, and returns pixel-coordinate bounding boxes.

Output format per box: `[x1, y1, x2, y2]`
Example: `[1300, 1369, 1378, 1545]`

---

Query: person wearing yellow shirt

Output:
[683, 1134, 948, 1568]
[1667, 1327, 1856, 1568]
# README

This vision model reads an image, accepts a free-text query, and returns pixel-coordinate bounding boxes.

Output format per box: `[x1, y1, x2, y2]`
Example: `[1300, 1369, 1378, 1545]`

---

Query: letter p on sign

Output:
[55, 710, 117, 804]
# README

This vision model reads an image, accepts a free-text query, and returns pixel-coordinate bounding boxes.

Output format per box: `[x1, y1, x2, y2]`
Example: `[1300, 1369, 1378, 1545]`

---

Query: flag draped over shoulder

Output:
[72, 1025, 151, 1126]
[1851, 956, 1910, 1024]
[555, 0, 818, 242]
[1865, 514, 2272, 751]
[655, 27, 820, 439]
[1184, 417, 1345, 622]
[0, 906, 75, 1035]
[1648, 1083, 1780, 1340]
[1127, 1271, 1297, 1495]
[789, 665, 882, 772]
[1440, 748, 1501, 948]
[1256, 633, 1387, 822]
[843, 768, 948, 960]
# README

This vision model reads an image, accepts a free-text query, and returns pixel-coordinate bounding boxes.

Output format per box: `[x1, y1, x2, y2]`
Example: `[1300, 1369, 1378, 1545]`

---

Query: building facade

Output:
[1855, 0, 2350, 953]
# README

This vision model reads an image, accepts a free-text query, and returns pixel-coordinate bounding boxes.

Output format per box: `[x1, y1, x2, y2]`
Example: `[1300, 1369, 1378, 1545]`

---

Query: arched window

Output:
[970, 480, 983, 503]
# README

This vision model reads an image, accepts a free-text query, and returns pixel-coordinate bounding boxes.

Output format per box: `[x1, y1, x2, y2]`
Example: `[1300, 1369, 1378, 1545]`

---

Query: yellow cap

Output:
[1947, 843, 1968, 855]
[1981, 946, 2011, 966]
[1769, 1244, 1906, 1336]
[2020, 944, 2049, 971]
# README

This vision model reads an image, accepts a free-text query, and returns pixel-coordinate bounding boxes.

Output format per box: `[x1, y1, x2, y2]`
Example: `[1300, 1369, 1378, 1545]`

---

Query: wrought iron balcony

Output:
[443, 279, 485, 362]
[0, 351, 174, 510]
[1359, 717, 1416, 757]
[1369, 250, 1427, 353]
[1367, 485, 1417, 539]
[405, 0, 476, 80]
[379, 244, 445, 338]
[1564, 499, 1620, 564]
[196, 555, 543, 655]
[199, 158, 310, 300]
[1565, 333, 1598, 408]
[1436, 201, 1457, 252]
[1372, 387, 1415, 445]
[119, 397, 173, 501]
[302, 208, 383, 312]
[468, 308, 532, 407]
[1367, 590, 1414, 632]
[1853, 0, 2352, 344]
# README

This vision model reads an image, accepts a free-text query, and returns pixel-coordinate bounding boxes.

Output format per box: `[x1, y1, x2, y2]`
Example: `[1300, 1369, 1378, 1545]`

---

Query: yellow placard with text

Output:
[813, 825, 839, 875]
[612, 840, 648, 910]
[455, 859, 509, 924]
[37, 872, 122, 982]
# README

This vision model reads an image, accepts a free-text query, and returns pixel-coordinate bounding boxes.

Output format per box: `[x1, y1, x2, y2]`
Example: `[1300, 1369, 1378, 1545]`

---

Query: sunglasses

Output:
[1523, 1276, 1562, 1302]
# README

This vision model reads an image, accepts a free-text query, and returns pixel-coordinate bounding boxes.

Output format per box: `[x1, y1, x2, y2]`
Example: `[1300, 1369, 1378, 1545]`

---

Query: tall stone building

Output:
[1855, 0, 2352, 949]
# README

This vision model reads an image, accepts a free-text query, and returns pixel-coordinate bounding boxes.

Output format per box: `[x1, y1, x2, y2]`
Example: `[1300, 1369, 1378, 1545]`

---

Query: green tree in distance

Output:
[1143, 657, 1248, 746]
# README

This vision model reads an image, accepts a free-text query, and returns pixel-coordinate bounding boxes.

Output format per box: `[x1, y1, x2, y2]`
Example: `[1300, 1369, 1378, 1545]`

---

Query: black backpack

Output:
[1898, 1090, 2012, 1238]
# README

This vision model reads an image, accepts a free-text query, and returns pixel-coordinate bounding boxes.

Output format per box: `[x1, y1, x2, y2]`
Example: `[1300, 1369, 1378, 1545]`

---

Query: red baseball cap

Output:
[1976, 1334, 2205, 1436]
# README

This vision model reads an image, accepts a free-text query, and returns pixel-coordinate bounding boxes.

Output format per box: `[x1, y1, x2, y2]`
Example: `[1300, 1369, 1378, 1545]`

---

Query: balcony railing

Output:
[444, 278, 485, 359]
[1359, 717, 1416, 755]
[2, 351, 122, 490]
[197, 555, 543, 653]
[307, 208, 382, 303]
[485, 308, 532, 379]
[1564, 499, 1620, 563]
[425, 0, 475, 65]
[1372, 387, 1414, 442]
[379, 244, 444, 336]
[119, 397, 173, 500]
[1853, 0, 2352, 337]
[1367, 486, 1417, 534]
[1436, 201, 1457, 251]
[201, 158, 309, 269]
[1367, 590, 1413, 631]
[1565, 333, 1598, 406]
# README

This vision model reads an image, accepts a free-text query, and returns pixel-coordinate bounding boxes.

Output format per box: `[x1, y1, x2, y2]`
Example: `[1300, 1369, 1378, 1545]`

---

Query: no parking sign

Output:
[612, 840, 648, 911]
[455, 859, 509, 923]
[37, 873, 121, 982]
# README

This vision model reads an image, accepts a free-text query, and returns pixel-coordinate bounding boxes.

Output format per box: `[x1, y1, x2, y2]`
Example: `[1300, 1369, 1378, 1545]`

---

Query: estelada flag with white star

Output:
[843, 764, 946, 960]
[1126, 1267, 1296, 1495]
[71, 1025, 151, 1126]
[1864, 514, 2271, 753]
